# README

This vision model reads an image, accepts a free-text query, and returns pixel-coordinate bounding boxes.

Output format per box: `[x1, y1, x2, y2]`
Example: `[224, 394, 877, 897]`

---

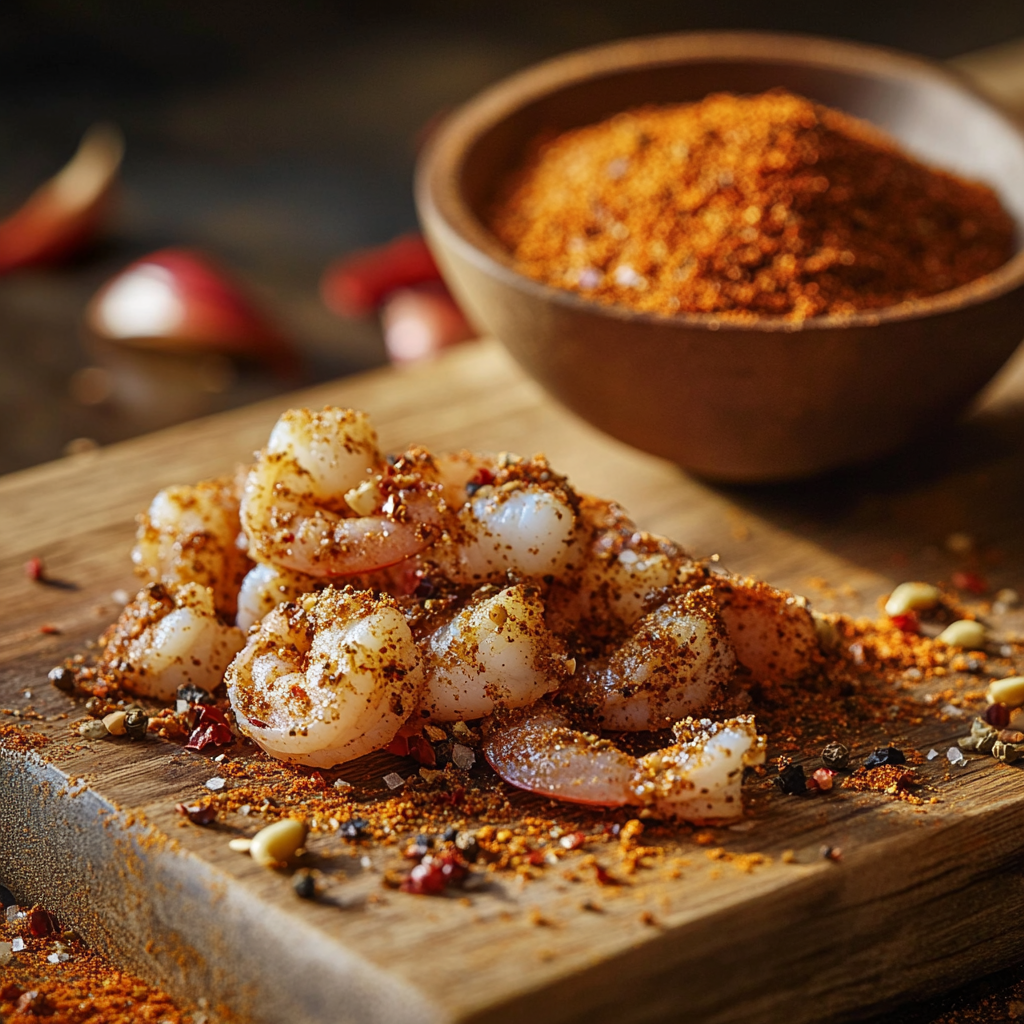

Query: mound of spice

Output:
[489, 89, 1014, 320]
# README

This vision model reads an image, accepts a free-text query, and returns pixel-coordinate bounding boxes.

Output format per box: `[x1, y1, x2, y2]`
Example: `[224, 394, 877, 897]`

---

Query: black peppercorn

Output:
[339, 818, 368, 839]
[775, 763, 807, 795]
[124, 707, 149, 741]
[821, 741, 851, 771]
[48, 666, 76, 693]
[863, 746, 906, 768]
[292, 869, 317, 900]
[176, 683, 215, 706]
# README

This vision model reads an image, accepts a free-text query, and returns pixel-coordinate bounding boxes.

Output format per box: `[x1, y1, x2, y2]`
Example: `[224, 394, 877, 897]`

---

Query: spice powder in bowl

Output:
[488, 89, 1015, 321]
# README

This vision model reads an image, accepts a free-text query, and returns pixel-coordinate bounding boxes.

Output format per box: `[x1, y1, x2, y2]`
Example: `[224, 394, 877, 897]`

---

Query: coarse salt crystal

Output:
[940, 704, 966, 718]
[360, 855, 373, 870]
[12, 936, 25, 952]
[577, 268, 601, 290]
[5, 906, 23, 925]
[205, 777, 226, 791]
[927, 749, 939, 760]
[947, 747, 966, 766]
[214, 753, 225, 762]
[451, 743, 476, 770]
[47, 951, 70, 963]
[23, 690, 32, 699]
[383, 772, 404, 790]
[333, 779, 353, 791]
[111, 589, 130, 605]
[238, 804, 251, 816]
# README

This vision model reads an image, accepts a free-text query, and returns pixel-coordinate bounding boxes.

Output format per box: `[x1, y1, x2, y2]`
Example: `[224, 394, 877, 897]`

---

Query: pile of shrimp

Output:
[101, 407, 824, 823]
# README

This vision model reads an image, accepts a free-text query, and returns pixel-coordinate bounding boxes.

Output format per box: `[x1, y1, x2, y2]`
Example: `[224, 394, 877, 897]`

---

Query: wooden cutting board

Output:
[3, 338, 1024, 1024]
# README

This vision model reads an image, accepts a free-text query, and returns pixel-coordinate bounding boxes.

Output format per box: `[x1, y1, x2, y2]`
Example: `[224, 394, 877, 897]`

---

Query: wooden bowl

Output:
[416, 32, 1024, 482]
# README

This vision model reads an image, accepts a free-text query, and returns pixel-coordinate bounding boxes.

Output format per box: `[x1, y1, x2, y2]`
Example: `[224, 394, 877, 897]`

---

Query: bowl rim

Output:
[416, 29, 1024, 334]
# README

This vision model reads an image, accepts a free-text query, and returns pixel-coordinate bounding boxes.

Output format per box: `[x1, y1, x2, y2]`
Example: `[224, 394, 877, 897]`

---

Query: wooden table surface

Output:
[3, 336, 1024, 1024]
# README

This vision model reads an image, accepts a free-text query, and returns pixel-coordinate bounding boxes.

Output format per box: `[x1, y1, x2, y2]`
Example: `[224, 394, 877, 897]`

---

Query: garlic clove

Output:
[85, 248, 299, 376]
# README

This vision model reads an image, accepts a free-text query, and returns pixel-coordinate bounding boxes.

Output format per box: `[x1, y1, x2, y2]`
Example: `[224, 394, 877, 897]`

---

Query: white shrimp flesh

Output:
[240, 408, 445, 577]
[225, 586, 424, 767]
[100, 582, 245, 700]
[132, 476, 251, 618]
[417, 583, 569, 721]
[482, 703, 765, 821]
[562, 588, 736, 730]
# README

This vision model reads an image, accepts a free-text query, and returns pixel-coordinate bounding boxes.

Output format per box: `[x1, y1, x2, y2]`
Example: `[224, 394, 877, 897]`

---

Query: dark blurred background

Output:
[3, 0, 1024, 474]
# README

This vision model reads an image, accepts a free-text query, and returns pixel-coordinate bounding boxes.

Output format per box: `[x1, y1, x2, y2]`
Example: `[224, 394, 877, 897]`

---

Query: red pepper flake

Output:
[407, 734, 437, 767]
[469, 467, 495, 487]
[888, 611, 919, 634]
[24, 557, 44, 581]
[27, 906, 58, 937]
[952, 569, 988, 594]
[175, 802, 217, 825]
[399, 849, 468, 895]
[559, 831, 587, 851]
[385, 734, 410, 757]
[38, 624, 61, 635]
[185, 706, 234, 751]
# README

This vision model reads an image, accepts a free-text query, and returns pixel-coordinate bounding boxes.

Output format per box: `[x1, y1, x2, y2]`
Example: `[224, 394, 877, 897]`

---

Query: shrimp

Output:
[132, 476, 251, 618]
[225, 586, 424, 767]
[562, 588, 736, 730]
[546, 496, 692, 639]
[235, 562, 319, 633]
[482, 703, 765, 821]
[99, 582, 245, 700]
[427, 453, 578, 584]
[240, 408, 446, 577]
[679, 570, 821, 680]
[417, 583, 570, 721]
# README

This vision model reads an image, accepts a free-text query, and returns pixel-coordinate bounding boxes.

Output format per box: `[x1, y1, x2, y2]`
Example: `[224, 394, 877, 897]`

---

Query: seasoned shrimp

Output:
[132, 476, 251, 618]
[235, 562, 319, 633]
[418, 583, 569, 721]
[225, 586, 424, 767]
[100, 582, 245, 700]
[483, 703, 765, 821]
[562, 588, 736, 730]
[546, 496, 692, 639]
[428, 454, 578, 584]
[679, 570, 821, 680]
[241, 408, 446, 577]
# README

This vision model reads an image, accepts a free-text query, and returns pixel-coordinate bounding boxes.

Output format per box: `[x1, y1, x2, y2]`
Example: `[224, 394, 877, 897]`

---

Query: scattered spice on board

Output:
[490, 89, 1013, 321]
[0, 904, 193, 1023]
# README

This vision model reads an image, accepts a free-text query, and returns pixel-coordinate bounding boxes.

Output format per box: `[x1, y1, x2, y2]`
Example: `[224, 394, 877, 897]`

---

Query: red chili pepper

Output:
[321, 234, 442, 317]
[185, 706, 234, 751]
[24, 557, 44, 581]
[889, 611, 919, 634]
[952, 569, 987, 594]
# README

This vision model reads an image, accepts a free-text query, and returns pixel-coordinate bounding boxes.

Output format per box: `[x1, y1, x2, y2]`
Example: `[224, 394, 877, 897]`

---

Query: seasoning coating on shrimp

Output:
[483, 703, 765, 821]
[564, 588, 736, 730]
[100, 582, 245, 700]
[225, 586, 424, 767]
[418, 583, 569, 721]
[132, 476, 251, 618]
[240, 408, 446, 577]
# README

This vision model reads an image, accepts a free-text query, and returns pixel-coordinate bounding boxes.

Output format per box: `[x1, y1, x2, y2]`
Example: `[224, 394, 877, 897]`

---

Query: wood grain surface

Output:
[3, 337, 1024, 1024]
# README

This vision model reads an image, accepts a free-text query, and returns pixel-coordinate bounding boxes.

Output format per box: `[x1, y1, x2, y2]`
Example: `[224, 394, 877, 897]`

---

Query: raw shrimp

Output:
[679, 570, 821, 680]
[235, 562, 318, 633]
[546, 495, 692, 639]
[428, 454, 578, 584]
[132, 476, 250, 618]
[240, 408, 446, 577]
[482, 703, 765, 821]
[418, 583, 569, 721]
[562, 588, 736, 730]
[225, 586, 424, 767]
[99, 582, 245, 700]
